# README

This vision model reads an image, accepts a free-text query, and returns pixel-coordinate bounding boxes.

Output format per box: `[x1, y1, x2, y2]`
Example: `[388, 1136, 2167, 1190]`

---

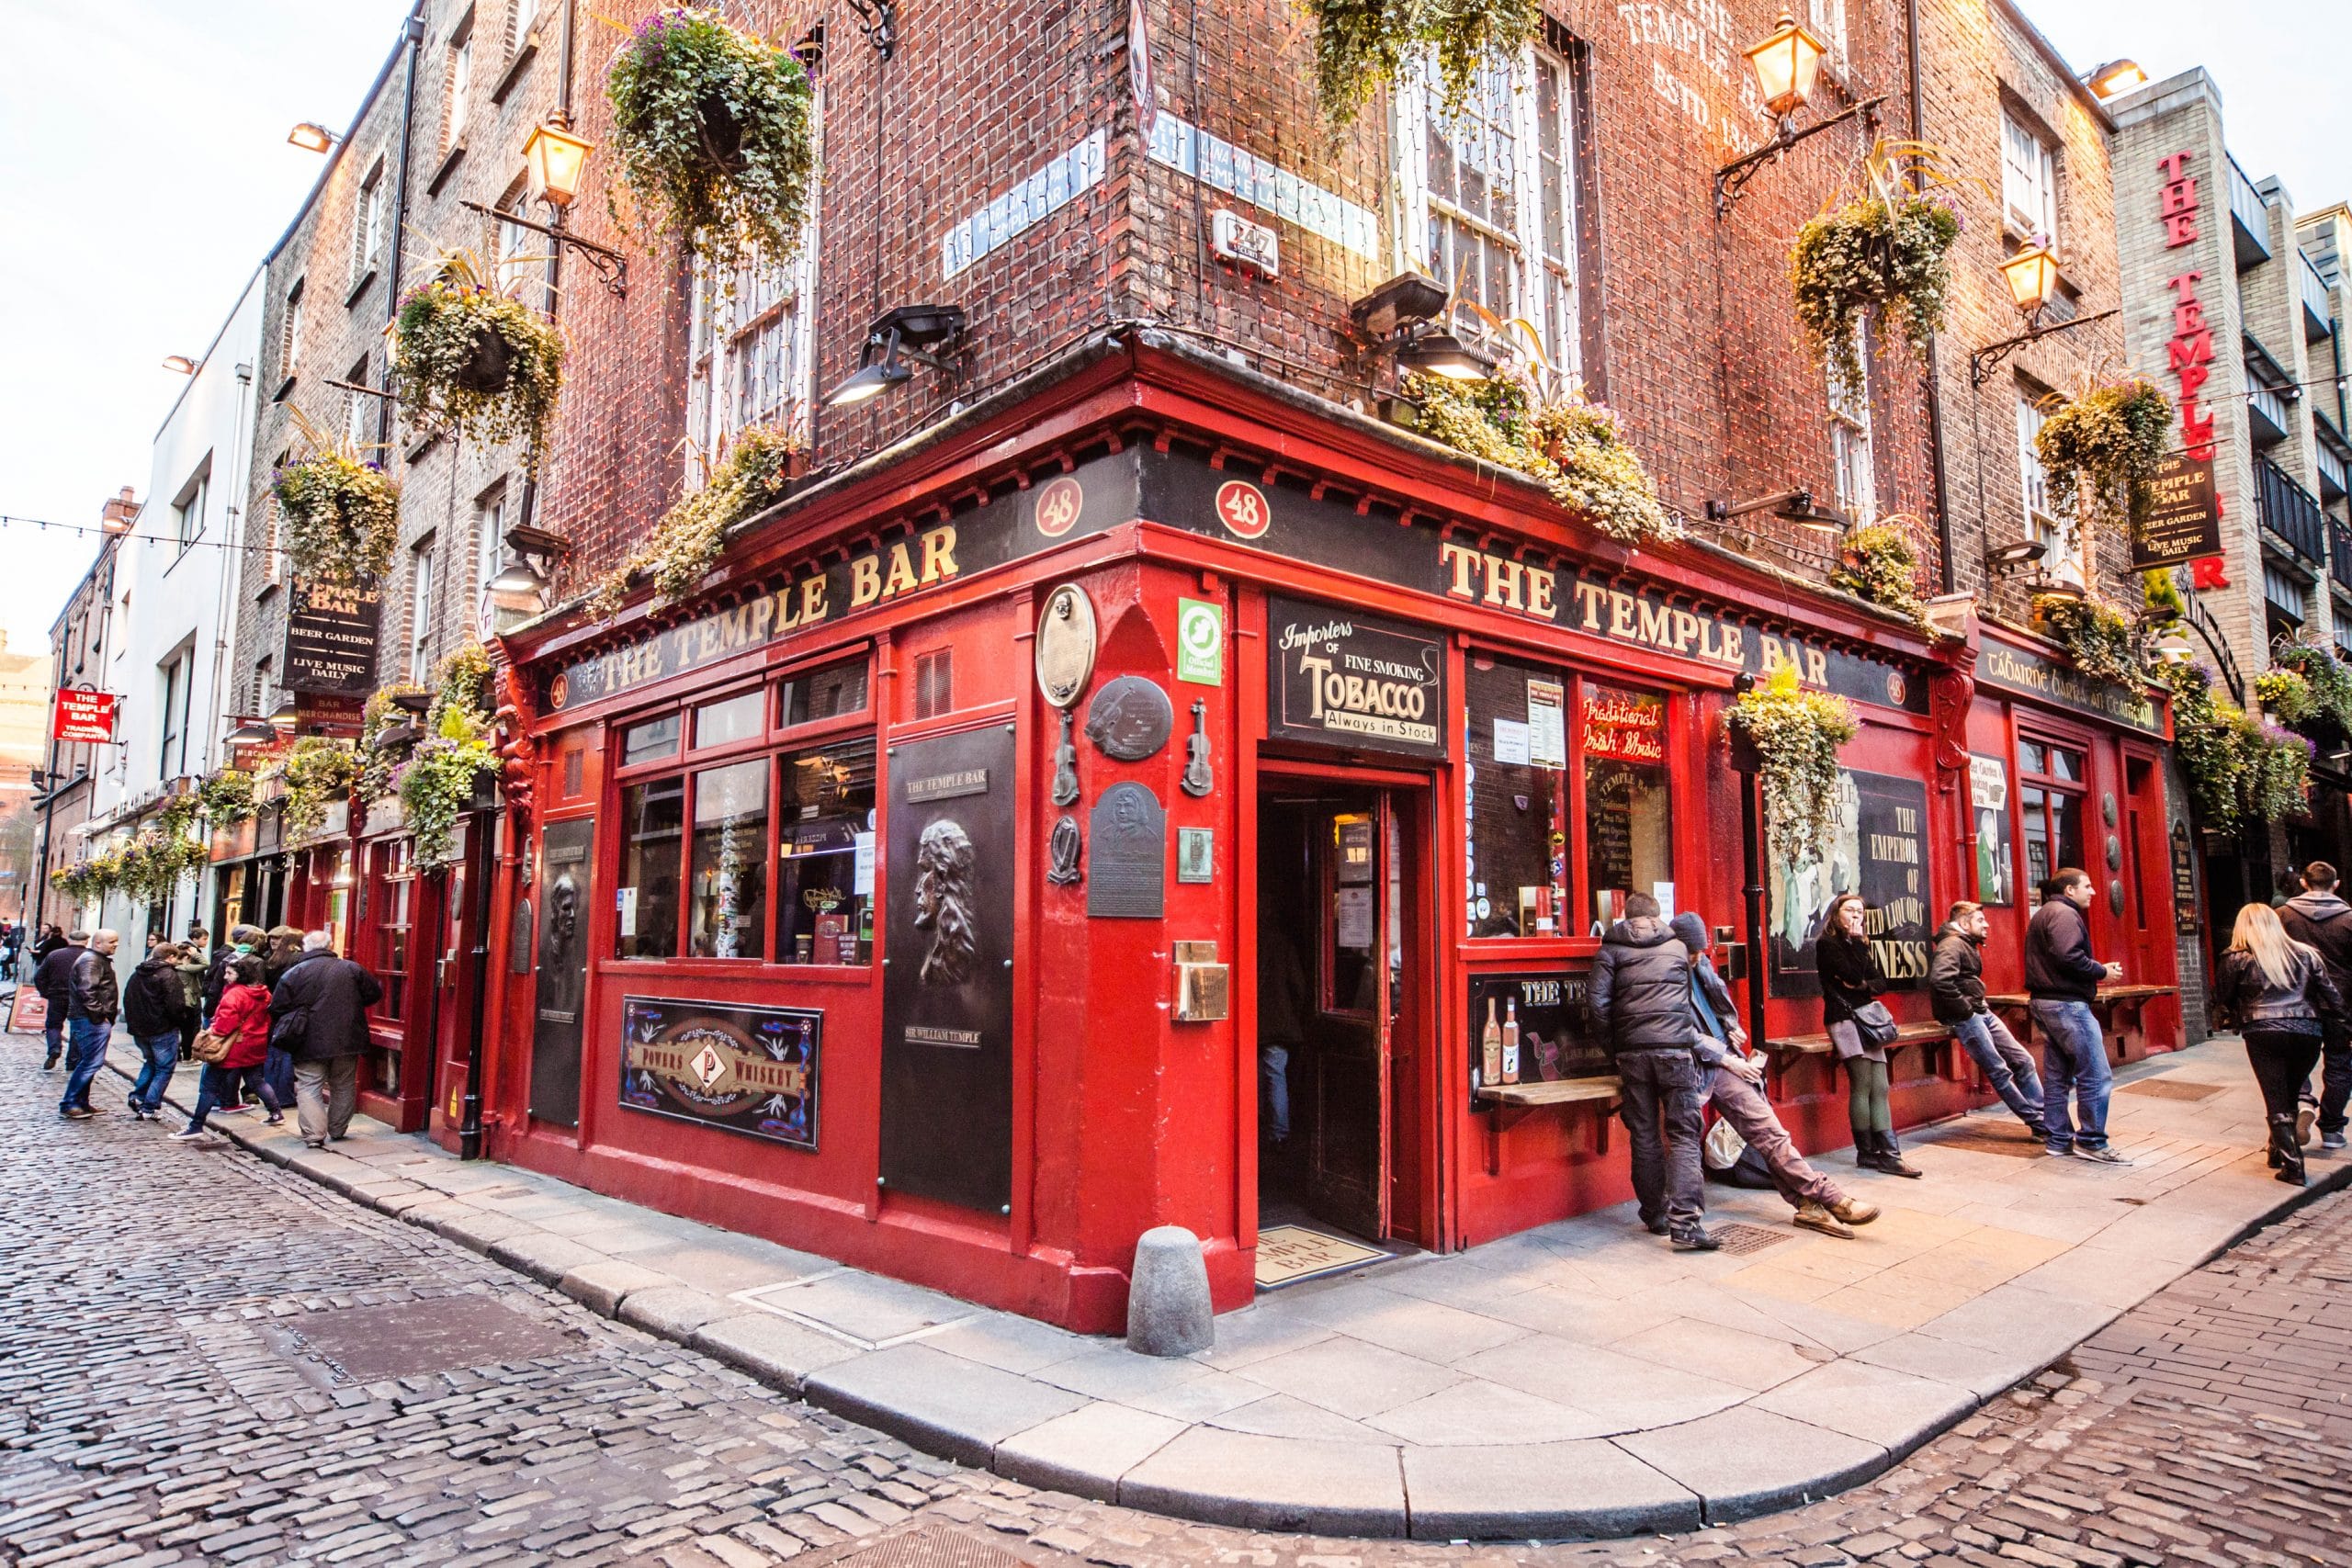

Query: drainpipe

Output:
[379, 4, 426, 450]
[1907, 0, 1955, 593]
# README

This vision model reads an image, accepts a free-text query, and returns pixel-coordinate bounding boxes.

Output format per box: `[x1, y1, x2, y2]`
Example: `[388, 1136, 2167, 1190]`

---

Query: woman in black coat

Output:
[1815, 893, 1920, 1178]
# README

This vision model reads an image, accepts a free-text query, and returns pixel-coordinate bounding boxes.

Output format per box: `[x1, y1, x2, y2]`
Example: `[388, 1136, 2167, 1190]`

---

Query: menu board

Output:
[1969, 753, 2014, 907]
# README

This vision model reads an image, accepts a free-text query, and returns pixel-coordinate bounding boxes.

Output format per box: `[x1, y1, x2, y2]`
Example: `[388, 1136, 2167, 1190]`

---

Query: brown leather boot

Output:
[1829, 1196, 1880, 1225]
[1792, 1202, 1854, 1239]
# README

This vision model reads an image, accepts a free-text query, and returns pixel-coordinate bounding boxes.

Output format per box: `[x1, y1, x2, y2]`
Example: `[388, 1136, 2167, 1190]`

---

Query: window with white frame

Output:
[2001, 108, 2058, 242]
[1809, 0, 1849, 66]
[158, 648, 193, 777]
[684, 249, 818, 472]
[443, 27, 473, 155]
[474, 480, 508, 611]
[2017, 391, 2080, 584]
[494, 181, 544, 306]
[408, 534, 437, 683]
[1826, 340, 1875, 526]
[505, 0, 539, 58]
[351, 161, 386, 285]
[173, 467, 208, 555]
[281, 280, 305, 381]
[252, 657, 272, 719]
[345, 355, 372, 451]
[1394, 45, 1583, 379]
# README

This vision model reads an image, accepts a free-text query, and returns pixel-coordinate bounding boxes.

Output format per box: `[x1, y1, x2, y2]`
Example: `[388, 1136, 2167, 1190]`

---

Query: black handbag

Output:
[1850, 999, 1901, 1050]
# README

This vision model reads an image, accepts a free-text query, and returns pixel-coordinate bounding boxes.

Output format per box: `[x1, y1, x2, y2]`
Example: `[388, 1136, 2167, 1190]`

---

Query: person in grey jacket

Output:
[1929, 903, 2044, 1138]
[2211, 900, 2346, 1188]
[1673, 914, 1877, 1240]
[1590, 895, 1714, 1250]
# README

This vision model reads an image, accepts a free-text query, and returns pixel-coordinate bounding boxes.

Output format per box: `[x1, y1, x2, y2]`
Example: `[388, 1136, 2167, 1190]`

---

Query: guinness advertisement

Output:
[619, 995, 821, 1150]
[879, 726, 1018, 1212]
[541, 446, 1928, 720]
[284, 581, 383, 695]
[529, 818, 594, 1126]
[1977, 634, 2163, 735]
[1769, 769, 1931, 995]
[1266, 597, 1446, 758]
[2132, 448, 2223, 570]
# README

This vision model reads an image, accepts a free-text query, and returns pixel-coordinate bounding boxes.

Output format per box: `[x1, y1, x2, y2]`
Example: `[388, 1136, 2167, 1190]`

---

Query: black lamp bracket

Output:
[843, 0, 896, 59]
[1714, 96, 1885, 219]
[1705, 488, 1812, 522]
[1968, 307, 2121, 388]
[459, 199, 628, 298]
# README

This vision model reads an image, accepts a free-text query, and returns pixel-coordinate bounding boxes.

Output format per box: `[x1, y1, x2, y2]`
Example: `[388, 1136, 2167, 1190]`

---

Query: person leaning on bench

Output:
[1931, 901, 2046, 1140]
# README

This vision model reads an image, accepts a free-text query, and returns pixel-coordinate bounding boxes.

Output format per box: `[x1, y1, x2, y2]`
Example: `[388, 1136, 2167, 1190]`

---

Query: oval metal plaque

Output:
[1035, 585, 1098, 710]
[1085, 675, 1174, 761]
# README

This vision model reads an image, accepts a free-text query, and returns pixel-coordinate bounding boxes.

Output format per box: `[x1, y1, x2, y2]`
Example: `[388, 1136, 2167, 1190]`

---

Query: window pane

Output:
[2021, 784, 2050, 900]
[1464, 659, 1566, 938]
[689, 760, 769, 958]
[694, 691, 763, 750]
[2052, 789, 2086, 876]
[1330, 813, 1377, 1011]
[2050, 747, 2084, 784]
[778, 738, 876, 964]
[783, 657, 869, 727]
[623, 714, 681, 766]
[616, 777, 684, 956]
[2018, 739, 2045, 776]
[1580, 685, 1674, 931]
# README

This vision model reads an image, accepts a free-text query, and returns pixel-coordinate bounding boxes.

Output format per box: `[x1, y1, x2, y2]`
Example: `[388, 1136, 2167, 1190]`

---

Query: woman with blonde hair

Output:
[2211, 901, 2346, 1186]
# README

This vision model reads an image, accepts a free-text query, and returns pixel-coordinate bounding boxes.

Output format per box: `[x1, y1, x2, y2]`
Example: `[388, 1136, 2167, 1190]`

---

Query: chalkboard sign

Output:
[1468, 966, 1606, 1109]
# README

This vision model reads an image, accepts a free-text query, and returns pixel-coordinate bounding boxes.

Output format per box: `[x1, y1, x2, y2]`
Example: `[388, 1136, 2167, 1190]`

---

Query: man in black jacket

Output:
[58, 931, 120, 1121]
[123, 942, 189, 1120]
[28, 930, 86, 1071]
[1930, 902, 2044, 1137]
[269, 931, 383, 1148]
[2278, 862, 2352, 1150]
[1590, 894, 1715, 1250]
[2026, 870, 2127, 1164]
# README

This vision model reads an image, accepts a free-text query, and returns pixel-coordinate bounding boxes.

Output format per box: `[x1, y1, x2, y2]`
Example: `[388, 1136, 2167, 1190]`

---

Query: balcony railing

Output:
[2317, 411, 2352, 503]
[2258, 454, 2328, 564]
[2332, 523, 2352, 594]
[2229, 153, 2272, 269]
[2302, 253, 2336, 340]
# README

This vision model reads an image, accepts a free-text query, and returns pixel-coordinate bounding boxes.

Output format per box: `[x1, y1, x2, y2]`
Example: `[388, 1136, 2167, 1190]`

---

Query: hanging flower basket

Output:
[607, 7, 818, 276]
[2031, 592, 2143, 688]
[266, 737, 361, 840]
[391, 643, 502, 872]
[392, 248, 565, 473]
[2036, 378, 2172, 533]
[2264, 639, 2352, 737]
[1725, 667, 1860, 870]
[198, 768, 257, 827]
[1829, 519, 1932, 629]
[1404, 372, 1680, 547]
[1791, 143, 1970, 399]
[271, 448, 401, 587]
[1301, 0, 1544, 127]
[587, 424, 805, 617]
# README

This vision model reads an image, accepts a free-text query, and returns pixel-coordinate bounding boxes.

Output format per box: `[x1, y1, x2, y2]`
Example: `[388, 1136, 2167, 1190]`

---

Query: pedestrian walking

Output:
[175, 953, 277, 1140]
[2276, 862, 2352, 1151]
[2026, 868, 2130, 1164]
[1589, 893, 1717, 1250]
[57, 930, 121, 1121]
[1930, 901, 2046, 1138]
[1673, 913, 1878, 1239]
[262, 925, 305, 987]
[29, 924, 64, 966]
[2211, 901, 2346, 1188]
[1, 921, 20, 982]
[1815, 894, 1921, 1177]
[174, 931, 208, 1062]
[268, 931, 381, 1148]
[122, 941, 190, 1121]
[203, 924, 264, 1024]
[29, 930, 86, 1071]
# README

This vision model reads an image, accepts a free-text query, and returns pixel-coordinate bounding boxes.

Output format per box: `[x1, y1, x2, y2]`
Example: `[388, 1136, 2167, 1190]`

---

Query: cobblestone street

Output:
[4, 1050, 2349, 1568]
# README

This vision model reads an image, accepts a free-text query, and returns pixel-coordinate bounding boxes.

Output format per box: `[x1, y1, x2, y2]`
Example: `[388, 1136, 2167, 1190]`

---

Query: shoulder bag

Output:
[1850, 998, 1901, 1050]
[192, 1028, 231, 1066]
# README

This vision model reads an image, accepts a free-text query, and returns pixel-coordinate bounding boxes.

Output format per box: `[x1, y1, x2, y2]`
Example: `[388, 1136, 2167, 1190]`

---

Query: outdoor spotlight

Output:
[1988, 537, 2049, 574]
[225, 716, 276, 745]
[824, 305, 965, 408]
[523, 118, 595, 209]
[2034, 576, 2087, 601]
[269, 693, 300, 728]
[2085, 60, 2147, 98]
[162, 355, 196, 375]
[1743, 11, 1827, 120]
[1349, 273, 1450, 337]
[2000, 241, 2063, 319]
[287, 122, 337, 153]
[487, 558, 549, 596]
[390, 691, 433, 716]
[374, 720, 423, 750]
[1396, 328, 1492, 382]
[2152, 629, 2195, 663]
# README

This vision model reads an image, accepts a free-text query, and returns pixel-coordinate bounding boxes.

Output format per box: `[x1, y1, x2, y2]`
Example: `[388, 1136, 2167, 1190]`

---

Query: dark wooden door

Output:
[1304, 798, 1391, 1240]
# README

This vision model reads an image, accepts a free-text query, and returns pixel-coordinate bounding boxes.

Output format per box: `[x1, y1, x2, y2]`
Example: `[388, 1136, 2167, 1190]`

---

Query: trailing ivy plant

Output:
[1829, 519, 1932, 628]
[2247, 721, 2315, 824]
[2031, 592, 2144, 688]
[2159, 663, 2312, 832]
[2265, 639, 2352, 735]
[270, 406, 400, 586]
[1791, 142, 1970, 399]
[2035, 378, 2172, 534]
[587, 423, 805, 617]
[198, 768, 256, 827]
[392, 246, 566, 473]
[1299, 0, 1544, 128]
[1405, 372, 1679, 546]
[357, 683, 428, 805]
[1724, 666, 1860, 870]
[395, 642, 503, 873]
[607, 7, 818, 276]
[267, 737, 360, 840]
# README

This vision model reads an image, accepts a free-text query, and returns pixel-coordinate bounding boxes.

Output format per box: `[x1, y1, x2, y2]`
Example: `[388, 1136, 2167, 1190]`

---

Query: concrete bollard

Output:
[1126, 1224, 1214, 1356]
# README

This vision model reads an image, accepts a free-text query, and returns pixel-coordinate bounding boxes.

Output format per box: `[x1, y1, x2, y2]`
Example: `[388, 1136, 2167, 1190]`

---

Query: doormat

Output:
[1923, 1131, 2047, 1158]
[1255, 1224, 1389, 1288]
[2120, 1078, 2225, 1101]
[1709, 1222, 1794, 1257]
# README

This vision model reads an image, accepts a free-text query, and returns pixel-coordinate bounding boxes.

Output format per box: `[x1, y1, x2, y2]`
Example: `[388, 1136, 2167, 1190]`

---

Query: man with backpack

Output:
[29, 929, 86, 1071]
[268, 931, 382, 1148]
[2278, 862, 2352, 1151]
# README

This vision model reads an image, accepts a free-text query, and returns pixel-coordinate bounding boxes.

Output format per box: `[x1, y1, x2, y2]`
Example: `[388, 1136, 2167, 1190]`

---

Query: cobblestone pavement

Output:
[4, 1050, 2348, 1568]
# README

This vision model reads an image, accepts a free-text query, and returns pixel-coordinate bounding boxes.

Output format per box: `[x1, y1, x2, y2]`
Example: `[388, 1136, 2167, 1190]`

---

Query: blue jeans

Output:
[2030, 999, 2112, 1152]
[185, 1063, 271, 1133]
[1617, 1048, 1708, 1234]
[1261, 1041, 1294, 1143]
[58, 1017, 112, 1113]
[42, 1020, 61, 1066]
[1955, 1010, 2044, 1133]
[129, 1031, 180, 1111]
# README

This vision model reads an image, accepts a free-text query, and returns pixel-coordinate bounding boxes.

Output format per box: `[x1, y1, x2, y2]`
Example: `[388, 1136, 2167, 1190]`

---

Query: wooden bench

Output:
[1758, 1022, 1953, 1094]
[1985, 985, 2178, 1063]
[1474, 1075, 1623, 1171]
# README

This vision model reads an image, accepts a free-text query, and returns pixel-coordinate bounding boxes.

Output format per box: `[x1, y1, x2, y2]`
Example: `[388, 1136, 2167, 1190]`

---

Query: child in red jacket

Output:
[175, 955, 278, 1138]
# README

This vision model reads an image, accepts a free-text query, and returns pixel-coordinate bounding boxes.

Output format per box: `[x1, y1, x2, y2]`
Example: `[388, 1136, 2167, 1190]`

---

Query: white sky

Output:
[0, 2, 2343, 674]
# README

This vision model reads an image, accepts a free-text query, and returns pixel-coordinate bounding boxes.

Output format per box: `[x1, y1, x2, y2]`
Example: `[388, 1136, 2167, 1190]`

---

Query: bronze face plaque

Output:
[1089, 782, 1166, 919]
[1035, 584, 1099, 709]
[1085, 676, 1174, 761]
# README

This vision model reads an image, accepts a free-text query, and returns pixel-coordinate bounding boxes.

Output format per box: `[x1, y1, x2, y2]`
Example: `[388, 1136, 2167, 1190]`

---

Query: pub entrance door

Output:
[1255, 779, 1431, 1247]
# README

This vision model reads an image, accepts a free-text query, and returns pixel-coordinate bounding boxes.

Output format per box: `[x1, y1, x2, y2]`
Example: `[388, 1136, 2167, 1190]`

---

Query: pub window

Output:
[694, 690, 763, 750]
[1581, 684, 1672, 925]
[371, 839, 412, 1028]
[782, 655, 868, 727]
[778, 738, 876, 964]
[616, 774, 685, 957]
[2018, 738, 2086, 906]
[688, 759, 768, 957]
[622, 713, 681, 767]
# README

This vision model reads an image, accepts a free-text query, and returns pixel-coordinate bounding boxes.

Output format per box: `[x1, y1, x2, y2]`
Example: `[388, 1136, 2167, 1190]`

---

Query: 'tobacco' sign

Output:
[51, 688, 118, 743]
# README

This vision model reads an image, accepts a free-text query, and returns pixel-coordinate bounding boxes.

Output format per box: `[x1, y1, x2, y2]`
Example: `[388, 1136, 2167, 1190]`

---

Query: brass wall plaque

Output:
[1088, 782, 1166, 919]
[1035, 584, 1098, 709]
[1085, 676, 1174, 761]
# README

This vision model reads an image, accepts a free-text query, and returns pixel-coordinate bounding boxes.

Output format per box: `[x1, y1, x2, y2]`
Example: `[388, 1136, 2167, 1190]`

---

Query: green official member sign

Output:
[1177, 598, 1223, 685]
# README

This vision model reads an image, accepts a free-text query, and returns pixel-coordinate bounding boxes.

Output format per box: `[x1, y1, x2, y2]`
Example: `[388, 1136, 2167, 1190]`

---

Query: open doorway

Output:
[1256, 782, 1430, 1250]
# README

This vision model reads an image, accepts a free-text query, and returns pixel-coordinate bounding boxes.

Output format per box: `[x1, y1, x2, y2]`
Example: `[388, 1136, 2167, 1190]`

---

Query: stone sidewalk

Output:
[93, 1035, 2348, 1541]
